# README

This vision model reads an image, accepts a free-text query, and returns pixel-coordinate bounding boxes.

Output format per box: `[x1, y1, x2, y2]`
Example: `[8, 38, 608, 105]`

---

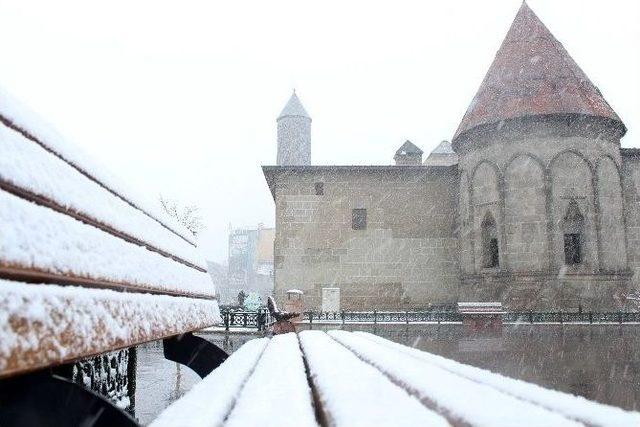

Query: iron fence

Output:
[219, 309, 640, 330]
[221, 309, 271, 331]
[303, 310, 640, 325]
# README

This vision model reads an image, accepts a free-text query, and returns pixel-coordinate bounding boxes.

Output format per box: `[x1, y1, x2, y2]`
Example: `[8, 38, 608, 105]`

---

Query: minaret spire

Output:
[276, 91, 312, 165]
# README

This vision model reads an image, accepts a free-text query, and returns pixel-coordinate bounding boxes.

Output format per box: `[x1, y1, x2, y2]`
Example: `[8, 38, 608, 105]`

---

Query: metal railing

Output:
[219, 309, 640, 330]
[303, 310, 640, 325]
[221, 309, 271, 331]
[304, 310, 461, 324]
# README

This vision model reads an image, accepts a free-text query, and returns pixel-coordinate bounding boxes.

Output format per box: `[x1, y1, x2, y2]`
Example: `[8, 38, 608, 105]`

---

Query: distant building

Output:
[263, 3, 639, 311]
[224, 225, 275, 303]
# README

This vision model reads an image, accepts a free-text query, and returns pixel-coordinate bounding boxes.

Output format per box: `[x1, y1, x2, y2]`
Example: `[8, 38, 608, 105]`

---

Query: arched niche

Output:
[504, 154, 548, 272]
[472, 162, 501, 271]
[472, 162, 500, 206]
[550, 152, 596, 270]
[481, 211, 500, 269]
[596, 156, 627, 271]
[459, 172, 474, 274]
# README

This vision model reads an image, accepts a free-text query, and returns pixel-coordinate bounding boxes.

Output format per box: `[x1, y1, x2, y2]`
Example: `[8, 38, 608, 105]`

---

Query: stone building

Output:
[263, 3, 639, 311]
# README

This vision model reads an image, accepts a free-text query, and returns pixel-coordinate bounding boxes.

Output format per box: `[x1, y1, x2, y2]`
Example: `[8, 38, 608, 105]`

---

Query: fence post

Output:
[341, 310, 345, 326]
[619, 311, 623, 324]
[374, 310, 377, 325]
[406, 310, 409, 325]
[309, 311, 313, 325]
[529, 310, 533, 324]
[224, 311, 229, 331]
[243, 313, 248, 328]
[589, 311, 593, 324]
[559, 311, 563, 325]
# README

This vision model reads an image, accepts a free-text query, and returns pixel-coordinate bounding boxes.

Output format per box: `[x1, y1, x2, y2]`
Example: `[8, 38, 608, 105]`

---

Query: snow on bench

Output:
[329, 330, 581, 426]
[0, 85, 196, 244]
[299, 330, 448, 427]
[153, 331, 640, 426]
[150, 338, 269, 427]
[0, 124, 206, 270]
[225, 333, 317, 427]
[0, 280, 220, 378]
[355, 332, 640, 427]
[0, 87, 220, 377]
[1, 190, 212, 297]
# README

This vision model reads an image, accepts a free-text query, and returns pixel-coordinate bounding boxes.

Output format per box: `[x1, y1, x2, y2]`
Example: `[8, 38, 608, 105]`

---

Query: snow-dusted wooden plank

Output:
[0, 189, 214, 297]
[225, 333, 317, 427]
[0, 85, 196, 245]
[0, 123, 206, 270]
[356, 332, 640, 427]
[0, 280, 220, 378]
[151, 338, 269, 427]
[299, 331, 450, 427]
[329, 331, 580, 427]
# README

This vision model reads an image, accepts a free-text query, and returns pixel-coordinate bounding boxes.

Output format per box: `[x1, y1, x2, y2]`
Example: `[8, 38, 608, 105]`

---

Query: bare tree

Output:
[159, 195, 204, 237]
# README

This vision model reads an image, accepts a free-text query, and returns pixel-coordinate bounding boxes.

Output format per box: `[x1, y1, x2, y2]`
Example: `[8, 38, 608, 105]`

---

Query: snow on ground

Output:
[0, 280, 220, 375]
[0, 85, 196, 245]
[225, 333, 317, 427]
[356, 332, 640, 427]
[0, 123, 206, 269]
[299, 330, 449, 427]
[329, 330, 581, 427]
[0, 190, 214, 296]
[150, 338, 269, 427]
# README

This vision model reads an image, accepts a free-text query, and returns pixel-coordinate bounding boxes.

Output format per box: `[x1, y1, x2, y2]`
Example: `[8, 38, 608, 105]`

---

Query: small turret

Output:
[277, 91, 311, 166]
[394, 140, 423, 165]
[424, 140, 458, 166]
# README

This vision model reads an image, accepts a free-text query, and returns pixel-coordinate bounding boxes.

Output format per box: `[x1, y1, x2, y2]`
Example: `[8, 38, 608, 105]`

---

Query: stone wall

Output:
[621, 154, 640, 299]
[456, 120, 633, 310]
[272, 167, 460, 310]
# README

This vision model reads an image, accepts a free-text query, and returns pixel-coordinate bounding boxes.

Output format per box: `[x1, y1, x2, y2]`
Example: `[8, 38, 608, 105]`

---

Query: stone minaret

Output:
[277, 91, 311, 166]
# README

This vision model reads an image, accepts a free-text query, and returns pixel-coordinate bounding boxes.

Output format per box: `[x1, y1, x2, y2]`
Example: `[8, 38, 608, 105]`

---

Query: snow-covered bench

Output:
[0, 88, 221, 424]
[153, 331, 640, 427]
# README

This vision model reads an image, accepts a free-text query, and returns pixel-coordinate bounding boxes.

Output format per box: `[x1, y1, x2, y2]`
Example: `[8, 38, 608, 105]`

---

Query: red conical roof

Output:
[453, 2, 624, 143]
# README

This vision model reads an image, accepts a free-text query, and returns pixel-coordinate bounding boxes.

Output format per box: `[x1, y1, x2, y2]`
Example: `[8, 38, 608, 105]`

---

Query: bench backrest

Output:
[0, 87, 220, 378]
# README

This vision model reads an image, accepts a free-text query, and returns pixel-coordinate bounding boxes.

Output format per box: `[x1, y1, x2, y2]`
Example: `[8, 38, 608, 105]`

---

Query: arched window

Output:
[481, 212, 499, 268]
[563, 200, 584, 265]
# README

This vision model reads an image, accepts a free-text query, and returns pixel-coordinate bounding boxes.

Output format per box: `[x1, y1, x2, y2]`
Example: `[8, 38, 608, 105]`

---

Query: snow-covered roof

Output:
[286, 289, 304, 294]
[394, 140, 423, 157]
[430, 140, 454, 155]
[152, 330, 640, 426]
[453, 2, 625, 143]
[277, 91, 310, 119]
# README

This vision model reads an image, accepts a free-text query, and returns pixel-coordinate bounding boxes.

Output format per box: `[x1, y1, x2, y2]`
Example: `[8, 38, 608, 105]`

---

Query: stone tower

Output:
[452, 2, 629, 309]
[277, 91, 311, 166]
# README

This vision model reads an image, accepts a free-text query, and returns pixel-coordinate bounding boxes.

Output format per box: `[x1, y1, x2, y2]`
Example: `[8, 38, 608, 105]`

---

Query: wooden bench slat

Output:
[328, 331, 581, 427]
[0, 189, 214, 297]
[0, 280, 220, 378]
[355, 332, 640, 427]
[225, 333, 317, 427]
[0, 124, 206, 271]
[0, 89, 196, 246]
[0, 265, 214, 299]
[299, 330, 449, 427]
[151, 338, 269, 427]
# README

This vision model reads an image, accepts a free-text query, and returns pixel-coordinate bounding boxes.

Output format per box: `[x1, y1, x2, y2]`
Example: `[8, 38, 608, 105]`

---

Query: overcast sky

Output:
[0, 0, 638, 263]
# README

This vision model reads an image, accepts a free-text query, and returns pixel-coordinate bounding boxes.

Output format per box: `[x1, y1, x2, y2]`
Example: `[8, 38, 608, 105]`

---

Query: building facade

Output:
[263, 3, 639, 311]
